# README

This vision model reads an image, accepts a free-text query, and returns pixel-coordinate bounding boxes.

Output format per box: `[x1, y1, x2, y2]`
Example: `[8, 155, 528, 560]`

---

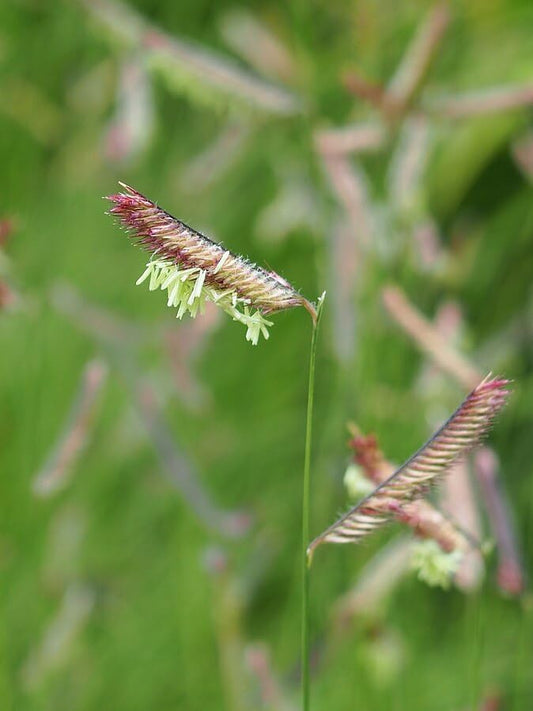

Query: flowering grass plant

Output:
[107, 183, 316, 344]
[107, 184, 510, 711]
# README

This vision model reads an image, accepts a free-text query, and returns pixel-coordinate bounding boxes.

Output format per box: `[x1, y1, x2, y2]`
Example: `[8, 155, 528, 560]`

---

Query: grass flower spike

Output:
[308, 375, 510, 560]
[106, 183, 316, 344]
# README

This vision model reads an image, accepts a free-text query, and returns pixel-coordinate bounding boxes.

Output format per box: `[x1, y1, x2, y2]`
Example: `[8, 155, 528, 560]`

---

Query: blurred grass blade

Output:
[181, 122, 251, 192]
[387, 115, 430, 214]
[332, 537, 414, 628]
[319, 153, 375, 252]
[308, 375, 510, 558]
[218, 8, 296, 82]
[32, 360, 108, 497]
[105, 56, 155, 163]
[21, 585, 95, 691]
[50, 284, 250, 540]
[81, 0, 302, 114]
[0, 77, 63, 145]
[386, 3, 450, 116]
[144, 30, 302, 115]
[203, 548, 249, 711]
[426, 83, 533, 118]
[382, 285, 480, 389]
[328, 221, 359, 362]
[475, 447, 526, 595]
[245, 643, 295, 711]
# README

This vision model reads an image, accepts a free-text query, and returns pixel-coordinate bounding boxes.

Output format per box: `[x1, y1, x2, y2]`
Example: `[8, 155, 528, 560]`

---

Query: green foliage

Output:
[1, 1, 533, 710]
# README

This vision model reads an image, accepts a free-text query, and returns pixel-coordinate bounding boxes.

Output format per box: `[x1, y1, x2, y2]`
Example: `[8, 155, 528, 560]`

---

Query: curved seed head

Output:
[308, 375, 510, 560]
[106, 183, 317, 342]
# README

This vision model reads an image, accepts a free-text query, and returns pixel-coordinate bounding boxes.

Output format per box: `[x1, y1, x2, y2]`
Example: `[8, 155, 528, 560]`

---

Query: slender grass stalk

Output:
[301, 293, 325, 711]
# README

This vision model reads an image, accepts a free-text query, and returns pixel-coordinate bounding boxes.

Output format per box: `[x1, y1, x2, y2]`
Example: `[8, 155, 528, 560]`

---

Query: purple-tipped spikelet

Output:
[308, 374, 510, 560]
[106, 183, 316, 343]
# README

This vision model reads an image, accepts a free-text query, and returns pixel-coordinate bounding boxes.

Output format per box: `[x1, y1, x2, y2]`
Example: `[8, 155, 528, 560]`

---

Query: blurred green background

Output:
[1, 0, 533, 709]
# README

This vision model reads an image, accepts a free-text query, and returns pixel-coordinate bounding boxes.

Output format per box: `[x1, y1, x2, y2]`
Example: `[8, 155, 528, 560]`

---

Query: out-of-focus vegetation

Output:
[1, 0, 533, 709]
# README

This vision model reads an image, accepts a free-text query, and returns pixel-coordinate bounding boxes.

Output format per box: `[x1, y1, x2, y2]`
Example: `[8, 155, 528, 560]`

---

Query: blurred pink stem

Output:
[382, 285, 480, 389]
[320, 153, 374, 251]
[475, 448, 525, 596]
[428, 84, 533, 118]
[50, 284, 250, 539]
[32, 360, 108, 497]
[385, 3, 450, 117]
[246, 643, 295, 711]
[315, 123, 385, 156]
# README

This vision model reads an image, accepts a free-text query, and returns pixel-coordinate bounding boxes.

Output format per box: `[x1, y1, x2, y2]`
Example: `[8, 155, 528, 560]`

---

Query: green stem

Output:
[301, 294, 325, 711]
